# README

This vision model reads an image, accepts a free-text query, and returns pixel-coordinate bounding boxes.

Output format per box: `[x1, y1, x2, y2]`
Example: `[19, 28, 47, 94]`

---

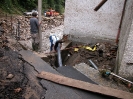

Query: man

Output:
[49, 34, 68, 52]
[30, 12, 39, 51]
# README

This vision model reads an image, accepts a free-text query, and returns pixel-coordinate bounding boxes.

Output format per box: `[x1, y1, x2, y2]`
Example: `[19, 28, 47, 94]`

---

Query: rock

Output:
[0, 50, 4, 57]
[14, 88, 22, 93]
[6, 73, 14, 79]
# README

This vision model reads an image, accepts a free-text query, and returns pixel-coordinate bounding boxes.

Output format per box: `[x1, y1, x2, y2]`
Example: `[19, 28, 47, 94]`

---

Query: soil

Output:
[0, 47, 45, 99]
[0, 47, 26, 99]
[63, 42, 117, 71]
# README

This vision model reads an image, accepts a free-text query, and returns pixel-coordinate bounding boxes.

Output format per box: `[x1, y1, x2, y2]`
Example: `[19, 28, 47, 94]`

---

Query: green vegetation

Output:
[0, 0, 65, 14]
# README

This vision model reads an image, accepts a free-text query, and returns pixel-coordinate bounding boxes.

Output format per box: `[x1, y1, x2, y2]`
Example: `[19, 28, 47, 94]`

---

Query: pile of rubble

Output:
[0, 15, 64, 41]
[63, 42, 117, 71]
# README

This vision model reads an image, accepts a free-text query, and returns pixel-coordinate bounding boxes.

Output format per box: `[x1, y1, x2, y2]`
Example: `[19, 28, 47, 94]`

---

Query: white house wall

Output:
[64, 0, 125, 43]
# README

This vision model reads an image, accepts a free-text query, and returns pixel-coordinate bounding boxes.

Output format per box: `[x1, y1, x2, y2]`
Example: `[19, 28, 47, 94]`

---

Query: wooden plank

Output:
[37, 71, 133, 99]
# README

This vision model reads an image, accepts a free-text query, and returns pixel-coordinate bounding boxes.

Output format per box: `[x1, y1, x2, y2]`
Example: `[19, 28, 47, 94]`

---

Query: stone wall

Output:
[64, 0, 125, 43]
[118, 0, 133, 78]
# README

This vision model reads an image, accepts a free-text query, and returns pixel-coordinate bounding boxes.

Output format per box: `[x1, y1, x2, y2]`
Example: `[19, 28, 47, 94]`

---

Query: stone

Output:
[6, 73, 14, 79]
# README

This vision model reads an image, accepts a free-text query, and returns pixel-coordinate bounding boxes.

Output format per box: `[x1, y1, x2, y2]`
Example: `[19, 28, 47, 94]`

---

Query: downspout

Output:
[57, 43, 63, 67]
[116, 0, 127, 44]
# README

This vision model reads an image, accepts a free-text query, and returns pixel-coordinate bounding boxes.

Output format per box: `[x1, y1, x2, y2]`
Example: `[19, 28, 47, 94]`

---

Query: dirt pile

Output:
[0, 37, 46, 99]
[63, 42, 117, 71]
[0, 47, 26, 99]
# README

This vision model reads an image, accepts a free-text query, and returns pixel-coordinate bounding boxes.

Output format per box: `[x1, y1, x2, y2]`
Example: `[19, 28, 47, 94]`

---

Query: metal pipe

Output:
[57, 43, 63, 67]
[116, 0, 127, 44]
[94, 0, 108, 11]
[110, 72, 133, 85]
[88, 59, 98, 70]
[38, 0, 42, 51]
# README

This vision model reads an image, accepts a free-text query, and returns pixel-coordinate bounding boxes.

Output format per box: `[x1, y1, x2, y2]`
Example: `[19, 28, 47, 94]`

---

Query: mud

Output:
[0, 47, 45, 99]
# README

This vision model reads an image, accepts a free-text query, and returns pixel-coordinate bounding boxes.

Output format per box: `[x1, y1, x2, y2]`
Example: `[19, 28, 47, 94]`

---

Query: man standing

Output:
[30, 12, 39, 51]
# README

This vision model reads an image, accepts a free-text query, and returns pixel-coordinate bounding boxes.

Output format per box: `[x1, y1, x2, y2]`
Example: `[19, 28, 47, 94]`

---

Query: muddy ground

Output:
[62, 42, 117, 71]
[0, 46, 46, 99]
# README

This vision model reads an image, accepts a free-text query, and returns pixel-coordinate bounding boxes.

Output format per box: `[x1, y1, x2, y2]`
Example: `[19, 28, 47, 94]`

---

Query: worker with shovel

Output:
[49, 34, 68, 52]
[49, 34, 68, 67]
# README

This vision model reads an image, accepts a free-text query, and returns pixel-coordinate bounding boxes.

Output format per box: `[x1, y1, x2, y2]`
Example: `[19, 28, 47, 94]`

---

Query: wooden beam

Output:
[94, 0, 108, 11]
[37, 71, 133, 99]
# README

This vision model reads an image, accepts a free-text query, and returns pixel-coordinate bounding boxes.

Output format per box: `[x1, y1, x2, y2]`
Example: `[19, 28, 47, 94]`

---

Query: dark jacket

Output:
[30, 17, 39, 34]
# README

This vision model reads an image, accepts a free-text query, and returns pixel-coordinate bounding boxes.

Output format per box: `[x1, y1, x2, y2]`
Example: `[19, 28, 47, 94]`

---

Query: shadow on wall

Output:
[68, 34, 115, 44]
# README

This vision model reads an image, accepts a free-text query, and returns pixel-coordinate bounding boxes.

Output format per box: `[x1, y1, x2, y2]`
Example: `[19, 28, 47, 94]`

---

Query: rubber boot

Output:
[34, 43, 39, 52]
[32, 43, 36, 51]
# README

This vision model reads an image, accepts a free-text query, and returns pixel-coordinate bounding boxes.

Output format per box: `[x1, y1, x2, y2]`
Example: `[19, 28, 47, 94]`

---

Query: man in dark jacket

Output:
[30, 12, 39, 51]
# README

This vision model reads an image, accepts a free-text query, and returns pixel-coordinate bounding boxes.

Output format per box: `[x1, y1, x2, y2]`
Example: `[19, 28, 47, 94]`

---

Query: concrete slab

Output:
[19, 50, 82, 99]
[19, 50, 57, 73]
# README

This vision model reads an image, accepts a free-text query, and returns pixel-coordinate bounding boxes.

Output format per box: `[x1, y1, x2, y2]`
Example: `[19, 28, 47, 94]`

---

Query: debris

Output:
[6, 73, 14, 79]
[85, 45, 96, 51]
[14, 88, 22, 93]
[74, 48, 79, 52]
[100, 69, 133, 85]
[0, 50, 4, 57]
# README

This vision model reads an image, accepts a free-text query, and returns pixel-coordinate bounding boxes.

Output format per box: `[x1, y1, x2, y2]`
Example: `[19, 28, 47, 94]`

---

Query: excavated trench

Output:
[48, 41, 117, 71]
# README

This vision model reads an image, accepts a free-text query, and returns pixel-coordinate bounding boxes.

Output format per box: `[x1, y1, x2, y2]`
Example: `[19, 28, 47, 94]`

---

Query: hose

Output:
[57, 43, 63, 67]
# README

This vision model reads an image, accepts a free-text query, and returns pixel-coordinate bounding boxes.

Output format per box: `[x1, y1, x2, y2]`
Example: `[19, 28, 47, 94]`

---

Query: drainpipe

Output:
[57, 43, 63, 67]
[88, 60, 98, 70]
[116, 0, 127, 44]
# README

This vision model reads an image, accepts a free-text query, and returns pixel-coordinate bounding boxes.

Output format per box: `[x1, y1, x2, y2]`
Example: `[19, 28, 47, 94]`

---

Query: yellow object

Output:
[74, 48, 79, 52]
[92, 45, 96, 51]
[85, 46, 92, 50]
[85, 45, 96, 51]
